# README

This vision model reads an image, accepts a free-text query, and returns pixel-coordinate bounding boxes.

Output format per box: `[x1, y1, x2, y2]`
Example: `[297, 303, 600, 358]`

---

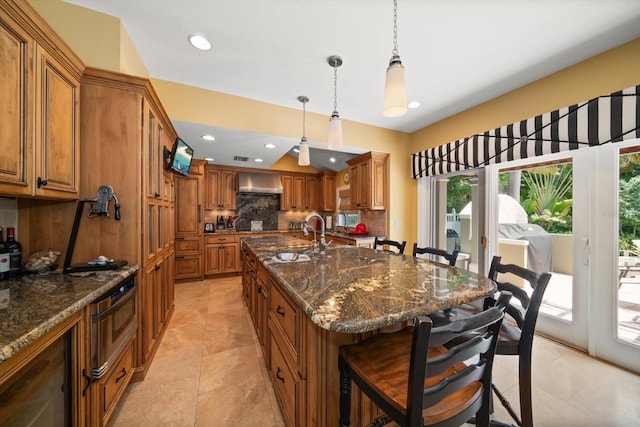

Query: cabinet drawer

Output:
[102, 341, 134, 421]
[270, 334, 298, 427]
[206, 235, 238, 244]
[175, 236, 202, 254]
[270, 281, 298, 359]
[257, 262, 268, 285]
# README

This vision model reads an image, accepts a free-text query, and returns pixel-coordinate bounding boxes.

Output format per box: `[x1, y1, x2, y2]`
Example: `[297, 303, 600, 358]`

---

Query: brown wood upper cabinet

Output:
[0, 0, 83, 199]
[205, 167, 237, 209]
[317, 171, 336, 211]
[346, 151, 388, 210]
[281, 171, 336, 211]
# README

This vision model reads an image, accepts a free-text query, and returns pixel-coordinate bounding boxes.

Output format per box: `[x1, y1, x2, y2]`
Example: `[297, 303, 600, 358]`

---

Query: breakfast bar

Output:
[241, 236, 496, 426]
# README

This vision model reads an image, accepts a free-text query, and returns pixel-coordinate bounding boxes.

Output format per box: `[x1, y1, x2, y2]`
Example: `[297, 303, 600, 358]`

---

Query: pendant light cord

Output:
[302, 98, 307, 138]
[333, 66, 338, 113]
[392, 0, 399, 57]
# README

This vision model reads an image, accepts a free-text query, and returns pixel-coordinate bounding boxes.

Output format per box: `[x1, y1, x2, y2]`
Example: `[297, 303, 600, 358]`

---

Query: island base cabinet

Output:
[269, 333, 302, 427]
[263, 264, 382, 427]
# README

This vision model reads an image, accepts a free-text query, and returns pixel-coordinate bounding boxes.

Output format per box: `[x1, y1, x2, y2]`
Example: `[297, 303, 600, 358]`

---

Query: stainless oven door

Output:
[90, 278, 138, 379]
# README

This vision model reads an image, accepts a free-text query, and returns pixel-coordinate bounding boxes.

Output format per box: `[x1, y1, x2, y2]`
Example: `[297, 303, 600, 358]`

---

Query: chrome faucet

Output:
[303, 213, 330, 253]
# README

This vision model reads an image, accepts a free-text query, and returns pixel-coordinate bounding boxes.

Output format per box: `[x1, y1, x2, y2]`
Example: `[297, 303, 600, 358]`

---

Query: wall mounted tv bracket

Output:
[63, 185, 128, 273]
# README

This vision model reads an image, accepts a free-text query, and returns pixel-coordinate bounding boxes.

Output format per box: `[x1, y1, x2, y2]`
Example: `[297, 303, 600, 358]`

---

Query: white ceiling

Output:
[64, 0, 640, 170]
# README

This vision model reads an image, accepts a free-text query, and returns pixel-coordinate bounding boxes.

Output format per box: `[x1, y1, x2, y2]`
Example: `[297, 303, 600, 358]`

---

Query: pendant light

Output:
[297, 96, 310, 166]
[327, 55, 343, 150]
[383, 0, 407, 117]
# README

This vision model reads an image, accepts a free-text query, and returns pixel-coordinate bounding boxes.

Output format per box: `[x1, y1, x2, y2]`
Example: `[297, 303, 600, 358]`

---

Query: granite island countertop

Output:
[241, 236, 496, 333]
[0, 265, 140, 364]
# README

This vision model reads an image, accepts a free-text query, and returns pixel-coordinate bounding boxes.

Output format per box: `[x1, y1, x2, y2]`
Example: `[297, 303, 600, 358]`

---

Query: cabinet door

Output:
[221, 243, 239, 273]
[142, 264, 157, 359]
[318, 174, 336, 211]
[357, 161, 371, 209]
[175, 175, 201, 234]
[175, 254, 202, 280]
[204, 169, 220, 209]
[0, 15, 32, 195]
[371, 156, 386, 210]
[349, 165, 359, 208]
[204, 245, 221, 275]
[163, 248, 175, 322]
[220, 170, 237, 209]
[34, 45, 79, 198]
[280, 175, 293, 210]
[305, 176, 317, 210]
[292, 176, 305, 209]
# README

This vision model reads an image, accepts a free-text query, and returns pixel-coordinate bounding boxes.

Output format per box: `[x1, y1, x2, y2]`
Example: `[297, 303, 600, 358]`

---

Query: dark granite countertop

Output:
[208, 228, 375, 241]
[0, 265, 140, 364]
[241, 236, 496, 333]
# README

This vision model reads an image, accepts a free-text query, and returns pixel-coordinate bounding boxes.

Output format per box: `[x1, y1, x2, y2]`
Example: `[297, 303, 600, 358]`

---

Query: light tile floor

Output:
[109, 276, 640, 427]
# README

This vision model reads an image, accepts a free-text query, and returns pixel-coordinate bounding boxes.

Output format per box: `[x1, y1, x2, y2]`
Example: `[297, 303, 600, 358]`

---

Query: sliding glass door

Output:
[421, 139, 640, 373]
[487, 149, 589, 350]
[590, 140, 640, 372]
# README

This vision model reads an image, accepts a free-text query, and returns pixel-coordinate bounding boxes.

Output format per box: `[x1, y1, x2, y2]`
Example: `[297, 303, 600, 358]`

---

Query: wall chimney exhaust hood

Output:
[238, 172, 283, 194]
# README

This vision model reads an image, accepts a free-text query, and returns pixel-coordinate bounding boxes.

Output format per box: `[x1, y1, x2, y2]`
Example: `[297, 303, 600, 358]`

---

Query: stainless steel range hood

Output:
[238, 172, 283, 194]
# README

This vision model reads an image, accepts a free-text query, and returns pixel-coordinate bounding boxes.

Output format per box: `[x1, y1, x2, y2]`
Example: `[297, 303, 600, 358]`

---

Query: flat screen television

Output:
[166, 137, 194, 176]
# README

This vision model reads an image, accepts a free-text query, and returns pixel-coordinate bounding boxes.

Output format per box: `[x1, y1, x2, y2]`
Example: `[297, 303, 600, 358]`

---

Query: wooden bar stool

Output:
[338, 293, 512, 427]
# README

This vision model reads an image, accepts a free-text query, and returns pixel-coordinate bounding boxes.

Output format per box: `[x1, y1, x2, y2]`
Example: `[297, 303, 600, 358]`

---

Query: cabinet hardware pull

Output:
[115, 368, 127, 383]
[257, 286, 262, 294]
[82, 369, 93, 396]
[276, 367, 285, 383]
[276, 305, 285, 316]
[155, 192, 161, 198]
[175, 237, 184, 240]
[155, 264, 160, 271]
[37, 177, 48, 188]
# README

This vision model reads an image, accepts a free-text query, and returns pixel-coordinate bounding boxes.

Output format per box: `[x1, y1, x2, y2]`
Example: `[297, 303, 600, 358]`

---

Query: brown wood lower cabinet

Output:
[205, 235, 239, 275]
[242, 248, 379, 426]
[96, 340, 135, 426]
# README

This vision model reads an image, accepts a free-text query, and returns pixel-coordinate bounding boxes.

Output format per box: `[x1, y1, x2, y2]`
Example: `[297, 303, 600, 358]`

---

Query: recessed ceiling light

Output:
[293, 148, 300, 153]
[188, 34, 211, 51]
[408, 101, 421, 109]
[254, 158, 263, 162]
[201, 134, 215, 141]
[205, 157, 214, 162]
[329, 157, 336, 163]
[264, 143, 276, 149]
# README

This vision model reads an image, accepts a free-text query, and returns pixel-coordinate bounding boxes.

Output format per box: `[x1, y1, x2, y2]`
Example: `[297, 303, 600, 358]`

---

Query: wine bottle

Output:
[6, 227, 22, 279]
[0, 227, 10, 281]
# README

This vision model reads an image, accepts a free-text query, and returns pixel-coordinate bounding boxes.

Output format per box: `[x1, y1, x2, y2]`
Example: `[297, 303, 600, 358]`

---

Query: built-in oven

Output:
[89, 275, 138, 379]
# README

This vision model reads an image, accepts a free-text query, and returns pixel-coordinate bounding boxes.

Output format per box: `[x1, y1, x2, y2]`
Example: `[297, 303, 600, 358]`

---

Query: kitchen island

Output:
[241, 236, 496, 426]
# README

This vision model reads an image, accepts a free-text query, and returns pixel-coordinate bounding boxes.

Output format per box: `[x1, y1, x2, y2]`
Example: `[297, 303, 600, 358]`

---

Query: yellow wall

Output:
[269, 154, 321, 174]
[405, 37, 640, 244]
[28, 0, 640, 248]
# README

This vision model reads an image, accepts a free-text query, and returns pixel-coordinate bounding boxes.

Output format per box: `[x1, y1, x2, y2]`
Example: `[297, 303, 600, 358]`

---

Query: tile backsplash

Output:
[235, 194, 279, 231]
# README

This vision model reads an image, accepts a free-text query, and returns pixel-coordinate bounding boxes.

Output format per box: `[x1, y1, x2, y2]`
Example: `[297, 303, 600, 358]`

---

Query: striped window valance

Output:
[411, 85, 640, 178]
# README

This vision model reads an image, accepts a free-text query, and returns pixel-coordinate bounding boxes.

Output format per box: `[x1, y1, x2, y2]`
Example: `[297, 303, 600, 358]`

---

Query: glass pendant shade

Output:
[298, 138, 310, 166]
[383, 58, 407, 117]
[328, 113, 343, 150]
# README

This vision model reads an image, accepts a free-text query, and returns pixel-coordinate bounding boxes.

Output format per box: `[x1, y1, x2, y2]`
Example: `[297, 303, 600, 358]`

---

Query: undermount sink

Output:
[273, 251, 312, 262]
[276, 252, 299, 261]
